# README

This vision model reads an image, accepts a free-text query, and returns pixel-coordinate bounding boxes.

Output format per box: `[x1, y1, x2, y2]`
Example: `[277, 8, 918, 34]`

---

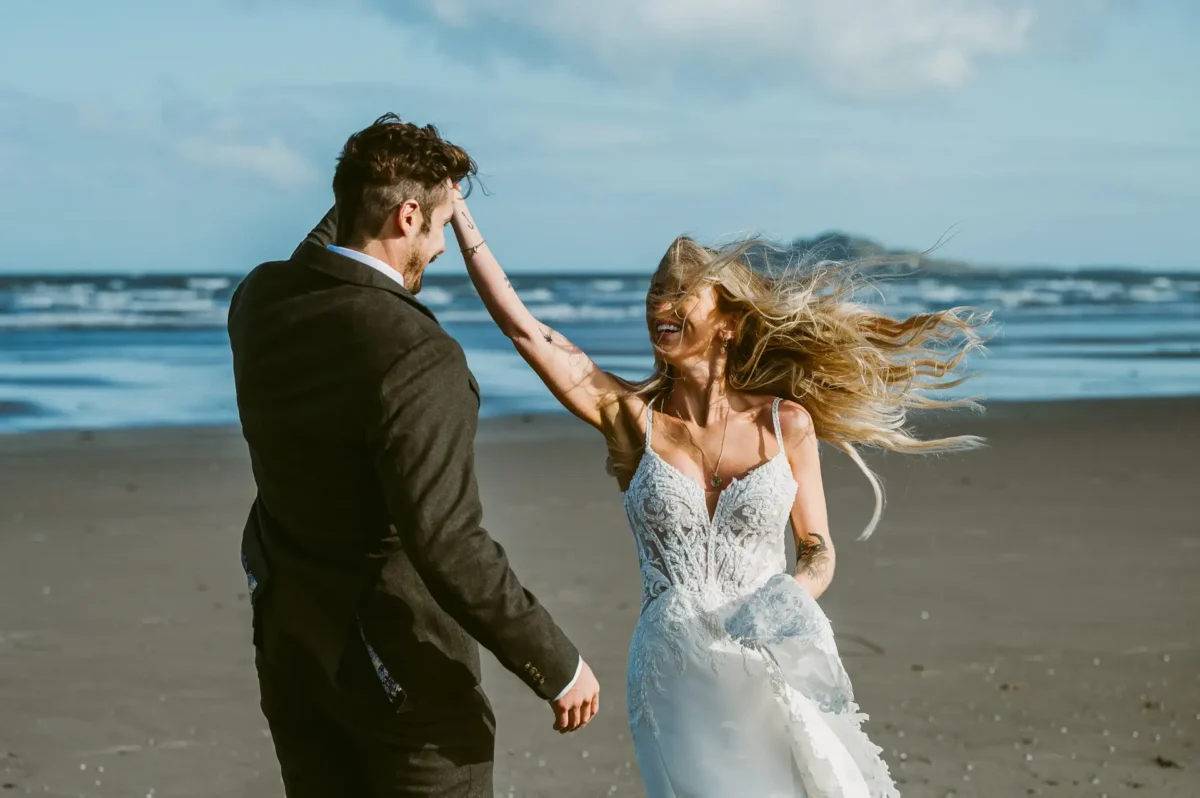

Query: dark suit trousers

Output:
[255, 614, 495, 798]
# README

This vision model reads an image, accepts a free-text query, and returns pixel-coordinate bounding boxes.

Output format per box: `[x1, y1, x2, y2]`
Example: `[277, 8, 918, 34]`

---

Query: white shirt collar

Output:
[326, 245, 406, 289]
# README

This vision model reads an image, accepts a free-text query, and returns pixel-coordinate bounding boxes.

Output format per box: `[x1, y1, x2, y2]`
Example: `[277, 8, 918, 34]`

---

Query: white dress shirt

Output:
[326, 244, 582, 701]
[327, 245, 406, 289]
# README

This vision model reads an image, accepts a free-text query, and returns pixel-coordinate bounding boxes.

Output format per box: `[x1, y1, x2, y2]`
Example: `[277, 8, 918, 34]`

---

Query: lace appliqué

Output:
[622, 399, 799, 731]
[725, 573, 828, 646]
[622, 399, 899, 796]
[726, 574, 853, 714]
[625, 451, 795, 615]
[626, 592, 692, 733]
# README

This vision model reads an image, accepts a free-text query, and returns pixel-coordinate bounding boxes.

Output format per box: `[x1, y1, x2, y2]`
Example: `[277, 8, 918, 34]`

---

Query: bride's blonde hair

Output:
[622, 235, 991, 539]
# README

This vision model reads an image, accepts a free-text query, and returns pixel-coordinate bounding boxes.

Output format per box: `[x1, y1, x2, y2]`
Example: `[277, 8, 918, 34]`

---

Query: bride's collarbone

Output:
[616, 395, 784, 493]
[651, 419, 781, 484]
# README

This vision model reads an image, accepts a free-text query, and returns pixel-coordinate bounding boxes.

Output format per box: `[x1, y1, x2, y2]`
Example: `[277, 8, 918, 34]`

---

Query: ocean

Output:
[1, 269, 1198, 434]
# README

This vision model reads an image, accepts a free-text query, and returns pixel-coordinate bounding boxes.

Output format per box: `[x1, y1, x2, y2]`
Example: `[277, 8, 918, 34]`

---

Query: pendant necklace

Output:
[673, 400, 731, 489]
[708, 407, 730, 488]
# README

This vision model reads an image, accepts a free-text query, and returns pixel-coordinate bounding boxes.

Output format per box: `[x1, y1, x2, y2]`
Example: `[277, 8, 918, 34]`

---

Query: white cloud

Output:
[174, 136, 319, 188]
[412, 0, 1041, 94]
[62, 93, 322, 189]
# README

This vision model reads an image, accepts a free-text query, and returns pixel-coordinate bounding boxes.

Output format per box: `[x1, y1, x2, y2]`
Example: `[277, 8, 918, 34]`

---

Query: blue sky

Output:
[1, 0, 1197, 274]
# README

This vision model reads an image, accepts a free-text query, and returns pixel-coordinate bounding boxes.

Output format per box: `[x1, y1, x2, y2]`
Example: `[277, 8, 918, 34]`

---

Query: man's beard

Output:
[404, 248, 429, 294]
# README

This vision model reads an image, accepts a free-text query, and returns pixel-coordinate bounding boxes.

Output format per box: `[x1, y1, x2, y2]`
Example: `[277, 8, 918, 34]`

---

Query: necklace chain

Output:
[664, 396, 730, 489]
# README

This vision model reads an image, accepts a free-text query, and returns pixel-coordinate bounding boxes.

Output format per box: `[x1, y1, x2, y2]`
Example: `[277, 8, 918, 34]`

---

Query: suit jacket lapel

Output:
[293, 242, 439, 325]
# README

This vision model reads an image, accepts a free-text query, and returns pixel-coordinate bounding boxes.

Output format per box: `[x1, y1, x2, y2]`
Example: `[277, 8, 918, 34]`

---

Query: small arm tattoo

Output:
[796, 532, 831, 581]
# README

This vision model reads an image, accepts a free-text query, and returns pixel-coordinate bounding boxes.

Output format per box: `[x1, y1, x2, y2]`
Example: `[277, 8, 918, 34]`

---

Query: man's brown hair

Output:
[332, 113, 477, 246]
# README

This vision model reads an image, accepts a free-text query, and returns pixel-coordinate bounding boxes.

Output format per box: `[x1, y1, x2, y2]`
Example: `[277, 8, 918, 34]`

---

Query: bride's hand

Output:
[724, 574, 825, 646]
[449, 184, 484, 254]
[451, 182, 470, 216]
[450, 183, 479, 236]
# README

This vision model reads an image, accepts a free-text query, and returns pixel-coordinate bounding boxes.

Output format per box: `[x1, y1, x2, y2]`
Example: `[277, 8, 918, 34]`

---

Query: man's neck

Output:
[354, 240, 393, 269]
[328, 242, 408, 290]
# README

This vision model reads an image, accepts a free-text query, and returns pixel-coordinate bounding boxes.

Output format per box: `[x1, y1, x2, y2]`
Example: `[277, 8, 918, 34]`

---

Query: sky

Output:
[0, 0, 1197, 274]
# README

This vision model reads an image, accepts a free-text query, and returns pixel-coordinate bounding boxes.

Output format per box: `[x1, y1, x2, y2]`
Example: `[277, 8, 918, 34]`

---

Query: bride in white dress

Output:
[449, 190, 986, 797]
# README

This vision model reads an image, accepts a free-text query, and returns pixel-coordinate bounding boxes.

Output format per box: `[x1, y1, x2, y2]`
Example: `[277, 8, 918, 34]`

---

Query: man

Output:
[228, 113, 599, 797]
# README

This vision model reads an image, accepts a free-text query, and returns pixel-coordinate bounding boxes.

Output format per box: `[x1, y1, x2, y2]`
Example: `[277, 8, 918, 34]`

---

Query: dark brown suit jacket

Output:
[229, 209, 578, 705]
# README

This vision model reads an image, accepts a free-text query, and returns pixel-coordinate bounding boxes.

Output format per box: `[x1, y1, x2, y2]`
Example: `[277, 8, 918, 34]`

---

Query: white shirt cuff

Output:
[552, 656, 583, 702]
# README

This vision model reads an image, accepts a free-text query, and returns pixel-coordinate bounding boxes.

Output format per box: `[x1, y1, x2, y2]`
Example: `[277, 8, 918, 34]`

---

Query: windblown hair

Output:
[332, 113, 477, 246]
[628, 235, 991, 539]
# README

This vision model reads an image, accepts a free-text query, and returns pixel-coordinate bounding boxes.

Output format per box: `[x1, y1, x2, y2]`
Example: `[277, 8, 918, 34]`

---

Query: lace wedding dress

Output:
[622, 398, 899, 798]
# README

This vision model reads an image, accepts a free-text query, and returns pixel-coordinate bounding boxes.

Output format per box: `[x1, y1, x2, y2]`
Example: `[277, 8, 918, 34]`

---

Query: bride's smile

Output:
[646, 280, 733, 368]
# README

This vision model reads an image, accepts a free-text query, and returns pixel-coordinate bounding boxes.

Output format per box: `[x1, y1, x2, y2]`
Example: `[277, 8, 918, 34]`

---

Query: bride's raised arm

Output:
[450, 191, 627, 431]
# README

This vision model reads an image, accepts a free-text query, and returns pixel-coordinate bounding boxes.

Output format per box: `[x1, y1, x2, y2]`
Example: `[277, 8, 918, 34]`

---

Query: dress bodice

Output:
[622, 398, 799, 611]
[621, 399, 899, 797]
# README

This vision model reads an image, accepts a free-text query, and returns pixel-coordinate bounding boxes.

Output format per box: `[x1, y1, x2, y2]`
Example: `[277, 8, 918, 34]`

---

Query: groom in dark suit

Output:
[228, 113, 599, 797]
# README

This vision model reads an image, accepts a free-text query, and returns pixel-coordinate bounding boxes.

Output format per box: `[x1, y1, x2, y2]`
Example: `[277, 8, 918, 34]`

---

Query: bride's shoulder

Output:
[745, 395, 813, 441]
[774, 397, 812, 422]
[774, 400, 815, 450]
[611, 384, 650, 413]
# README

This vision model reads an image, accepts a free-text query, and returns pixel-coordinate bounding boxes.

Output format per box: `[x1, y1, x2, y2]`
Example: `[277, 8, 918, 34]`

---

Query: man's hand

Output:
[550, 660, 599, 733]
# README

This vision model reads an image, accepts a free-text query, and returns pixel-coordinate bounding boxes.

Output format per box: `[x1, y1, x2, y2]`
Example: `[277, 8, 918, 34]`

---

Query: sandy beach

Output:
[1, 398, 1197, 797]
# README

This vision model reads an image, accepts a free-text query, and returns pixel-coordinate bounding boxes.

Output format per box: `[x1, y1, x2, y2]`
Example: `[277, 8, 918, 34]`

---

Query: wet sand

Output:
[1, 398, 1198, 797]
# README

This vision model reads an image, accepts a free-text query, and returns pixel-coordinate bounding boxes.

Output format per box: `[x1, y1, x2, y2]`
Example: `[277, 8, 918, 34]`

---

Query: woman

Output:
[450, 191, 986, 797]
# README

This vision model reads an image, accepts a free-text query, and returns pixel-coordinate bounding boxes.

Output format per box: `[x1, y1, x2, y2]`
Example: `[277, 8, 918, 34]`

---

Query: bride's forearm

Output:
[448, 195, 619, 429]
[793, 532, 835, 599]
[451, 201, 541, 342]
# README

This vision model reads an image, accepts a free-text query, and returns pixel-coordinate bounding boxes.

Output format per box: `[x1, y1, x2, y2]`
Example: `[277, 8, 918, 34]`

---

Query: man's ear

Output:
[395, 199, 423, 238]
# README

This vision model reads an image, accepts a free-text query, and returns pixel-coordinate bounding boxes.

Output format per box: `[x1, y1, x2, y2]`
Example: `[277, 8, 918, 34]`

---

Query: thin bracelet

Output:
[462, 240, 486, 256]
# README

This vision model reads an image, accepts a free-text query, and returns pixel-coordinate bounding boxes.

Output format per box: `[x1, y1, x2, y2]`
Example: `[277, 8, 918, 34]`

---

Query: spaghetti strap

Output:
[770, 397, 785, 452]
[645, 400, 655, 448]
